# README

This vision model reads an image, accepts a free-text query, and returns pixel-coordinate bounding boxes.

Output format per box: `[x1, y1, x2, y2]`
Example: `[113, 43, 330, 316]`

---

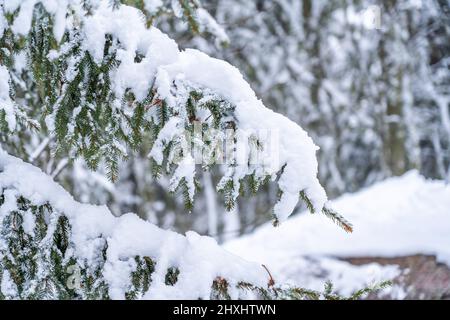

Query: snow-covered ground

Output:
[224, 171, 450, 297]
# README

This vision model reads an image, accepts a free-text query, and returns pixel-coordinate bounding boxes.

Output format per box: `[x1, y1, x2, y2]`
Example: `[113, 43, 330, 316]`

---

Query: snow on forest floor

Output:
[224, 171, 450, 298]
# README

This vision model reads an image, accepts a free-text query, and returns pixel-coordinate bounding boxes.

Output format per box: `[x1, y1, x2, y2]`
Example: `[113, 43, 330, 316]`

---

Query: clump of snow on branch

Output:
[154, 48, 327, 220]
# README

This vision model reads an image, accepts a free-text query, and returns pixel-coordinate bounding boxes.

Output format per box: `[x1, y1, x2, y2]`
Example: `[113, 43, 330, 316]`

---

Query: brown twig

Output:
[262, 264, 275, 287]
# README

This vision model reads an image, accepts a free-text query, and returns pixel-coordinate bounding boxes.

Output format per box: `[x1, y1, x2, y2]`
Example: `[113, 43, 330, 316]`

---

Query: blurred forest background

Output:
[17, 0, 450, 242]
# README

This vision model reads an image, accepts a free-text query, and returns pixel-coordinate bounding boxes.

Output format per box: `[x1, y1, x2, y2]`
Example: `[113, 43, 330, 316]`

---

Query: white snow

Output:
[82, 2, 180, 102]
[0, 269, 17, 298]
[148, 117, 183, 164]
[9, 0, 38, 36]
[22, 210, 36, 236]
[52, 0, 68, 41]
[0, 149, 268, 299]
[0, 66, 16, 131]
[169, 154, 196, 203]
[5, 0, 77, 40]
[224, 171, 450, 295]
[144, 0, 163, 14]
[196, 8, 230, 45]
[0, 9, 6, 38]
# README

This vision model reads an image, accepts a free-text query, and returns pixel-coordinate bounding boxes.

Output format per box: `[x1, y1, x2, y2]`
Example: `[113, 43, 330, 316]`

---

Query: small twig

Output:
[149, 98, 163, 108]
[262, 264, 275, 287]
[262, 264, 278, 298]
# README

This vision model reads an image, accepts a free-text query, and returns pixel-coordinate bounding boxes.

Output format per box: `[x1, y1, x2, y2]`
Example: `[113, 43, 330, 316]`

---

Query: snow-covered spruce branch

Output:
[0, 150, 372, 299]
[0, 0, 351, 229]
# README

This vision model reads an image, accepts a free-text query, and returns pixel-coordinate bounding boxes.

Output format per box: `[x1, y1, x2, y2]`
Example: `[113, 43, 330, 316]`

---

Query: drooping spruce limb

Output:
[0, 191, 379, 300]
[272, 191, 352, 233]
[322, 207, 353, 233]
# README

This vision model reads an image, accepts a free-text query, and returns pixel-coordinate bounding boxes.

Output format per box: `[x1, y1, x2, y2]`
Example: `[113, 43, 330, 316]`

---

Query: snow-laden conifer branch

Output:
[0, 149, 371, 300]
[0, 148, 269, 299]
[0, 0, 349, 225]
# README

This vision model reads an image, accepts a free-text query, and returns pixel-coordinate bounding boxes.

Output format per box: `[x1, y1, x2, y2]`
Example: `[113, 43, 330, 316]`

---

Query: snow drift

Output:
[224, 171, 450, 295]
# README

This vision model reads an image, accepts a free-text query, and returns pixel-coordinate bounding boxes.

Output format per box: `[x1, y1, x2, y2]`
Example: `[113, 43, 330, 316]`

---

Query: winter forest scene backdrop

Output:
[0, 0, 449, 300]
